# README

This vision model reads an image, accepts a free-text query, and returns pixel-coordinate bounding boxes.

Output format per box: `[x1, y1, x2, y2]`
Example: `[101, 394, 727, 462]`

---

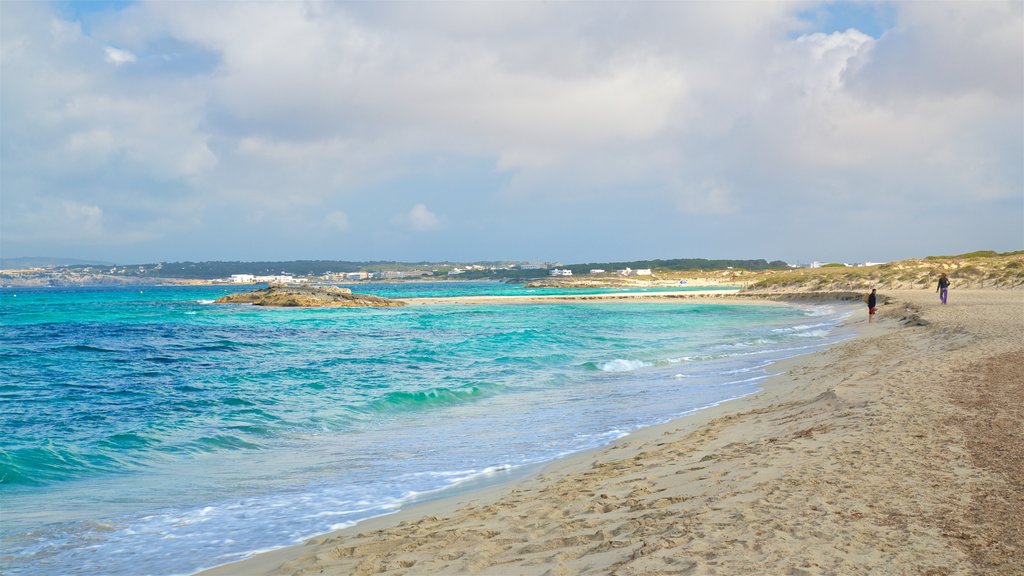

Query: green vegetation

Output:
[66, 260, 518, 280]
[10, 251, 1020, 289]
[47, 257, 792, 281]
[748, 251, 1024, 291]
[924, 250, 1021, 260]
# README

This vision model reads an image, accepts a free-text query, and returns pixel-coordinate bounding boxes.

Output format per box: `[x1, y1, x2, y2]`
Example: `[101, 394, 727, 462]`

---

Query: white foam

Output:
[771, 322, 831, 333]
[598, 359, 651, 372]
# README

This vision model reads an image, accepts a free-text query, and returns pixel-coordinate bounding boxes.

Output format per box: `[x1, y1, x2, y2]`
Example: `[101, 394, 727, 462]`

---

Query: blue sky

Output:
[2, 1, 1021, 265]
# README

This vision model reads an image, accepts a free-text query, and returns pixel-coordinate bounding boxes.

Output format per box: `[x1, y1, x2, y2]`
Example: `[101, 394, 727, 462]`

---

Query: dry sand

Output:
[201, 289, 1022, 576]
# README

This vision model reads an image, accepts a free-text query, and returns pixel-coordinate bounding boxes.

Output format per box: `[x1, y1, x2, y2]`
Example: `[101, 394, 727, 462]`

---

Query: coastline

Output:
[400, 289, 869, 306]
[199, 288, 1022, 575]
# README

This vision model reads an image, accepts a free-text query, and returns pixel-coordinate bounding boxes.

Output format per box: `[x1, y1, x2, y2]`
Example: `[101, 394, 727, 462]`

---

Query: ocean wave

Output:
[187, 434, 263, 452]
[770, 322, 832, 333]
[799, 305, 837, 317]
[793, 329, 831, 338]
[356, 383, 504, 414]
[720, 361, 774, 375]
[60, 344, 118, 354]
[591, 359, 652, 372]
[0, 444, 122, 486]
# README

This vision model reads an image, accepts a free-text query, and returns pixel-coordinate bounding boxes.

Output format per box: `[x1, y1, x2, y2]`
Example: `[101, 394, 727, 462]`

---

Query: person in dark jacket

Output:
[937, 273, 950, 304]
[867, 288, 877, 322]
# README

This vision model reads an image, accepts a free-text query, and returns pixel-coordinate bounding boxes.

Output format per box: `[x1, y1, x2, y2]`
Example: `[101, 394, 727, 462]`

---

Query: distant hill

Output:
[124, 258, 791, 279]
[77, 260, 516, 280]
[0, 256, 115, 269]
[746, 251, 1024, 291]
[563, 258, 790, 274]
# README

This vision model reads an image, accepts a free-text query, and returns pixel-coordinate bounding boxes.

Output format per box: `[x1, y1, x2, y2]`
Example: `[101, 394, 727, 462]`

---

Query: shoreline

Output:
[199, 288, 1023, 575]
[196, 292, 867, 575]
[401, 289, 741, 306]
[401, 289, 870, 306]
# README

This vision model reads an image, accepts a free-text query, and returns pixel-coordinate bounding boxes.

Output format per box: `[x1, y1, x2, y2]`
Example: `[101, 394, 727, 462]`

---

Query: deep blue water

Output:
[0, 283, 854, 575]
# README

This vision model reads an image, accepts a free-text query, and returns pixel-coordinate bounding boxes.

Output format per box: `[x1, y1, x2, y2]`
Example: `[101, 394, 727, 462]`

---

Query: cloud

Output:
[674, 180, 737, 215]
[322, 210, 350, 232]
[103, 46, 136, 65]
[0, 1, 1019, 263]
[61, 201, 104, 238]
[393, 204, 441, 232]
[4, 200, 104, 244]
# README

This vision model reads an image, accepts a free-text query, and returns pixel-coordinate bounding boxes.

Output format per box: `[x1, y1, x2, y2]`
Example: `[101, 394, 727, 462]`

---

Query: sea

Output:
[0, 282, 856, 575]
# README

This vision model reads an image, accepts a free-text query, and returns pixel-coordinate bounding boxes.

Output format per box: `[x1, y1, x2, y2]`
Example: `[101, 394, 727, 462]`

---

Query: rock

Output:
[215, 285, 405, 308]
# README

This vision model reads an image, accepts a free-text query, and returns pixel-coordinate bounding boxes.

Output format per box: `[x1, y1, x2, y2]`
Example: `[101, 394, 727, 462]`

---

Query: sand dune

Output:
[202, 289, 1023, 576]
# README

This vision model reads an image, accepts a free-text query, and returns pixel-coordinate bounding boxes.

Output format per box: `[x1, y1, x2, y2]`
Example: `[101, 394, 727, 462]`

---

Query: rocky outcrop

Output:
[215, 285, 405, 307]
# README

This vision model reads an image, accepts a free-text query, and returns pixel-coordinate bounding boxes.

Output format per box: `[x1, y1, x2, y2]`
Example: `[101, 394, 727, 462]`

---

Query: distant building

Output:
[589, 269, 606, 274]
[345, 272, 368, 281]
[519, 264, 545, 270]
[617, 268, 652, 276]
[253, 275, 300, 284]
[549, 268, 573, 276]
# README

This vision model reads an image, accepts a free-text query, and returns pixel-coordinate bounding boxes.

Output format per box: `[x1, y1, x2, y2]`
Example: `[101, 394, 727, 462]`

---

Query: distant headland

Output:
[1, 252, 1021, 290]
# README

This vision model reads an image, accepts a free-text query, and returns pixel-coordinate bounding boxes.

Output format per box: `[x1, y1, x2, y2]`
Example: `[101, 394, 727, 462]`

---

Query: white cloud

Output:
[0, 1, 1019, 262]
[61, 201, 104, 237]
[675, 180, 737, 215]
[394, 204, 441, 232]
[104, 46, 136, 65]
[322, 210, 350, 232]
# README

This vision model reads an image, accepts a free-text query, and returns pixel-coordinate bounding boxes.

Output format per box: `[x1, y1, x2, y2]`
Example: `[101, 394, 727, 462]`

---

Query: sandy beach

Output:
[202, 289, 1022, 576]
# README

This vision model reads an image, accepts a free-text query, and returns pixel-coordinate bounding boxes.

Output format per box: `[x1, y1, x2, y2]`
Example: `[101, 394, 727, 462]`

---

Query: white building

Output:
[253, 275, 301, 284]
[617, 268, 652, 276]
[589, 269, 606, 274]
[549, 268, 573, 276]
[230, 274, 255, 283]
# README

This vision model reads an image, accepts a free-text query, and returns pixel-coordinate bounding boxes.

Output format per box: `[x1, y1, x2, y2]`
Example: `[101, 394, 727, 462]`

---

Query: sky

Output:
[1, 1, 1021, 265]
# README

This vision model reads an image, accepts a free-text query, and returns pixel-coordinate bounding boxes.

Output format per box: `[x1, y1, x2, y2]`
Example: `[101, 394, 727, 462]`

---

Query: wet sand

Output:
[201, 289, 1023, 575]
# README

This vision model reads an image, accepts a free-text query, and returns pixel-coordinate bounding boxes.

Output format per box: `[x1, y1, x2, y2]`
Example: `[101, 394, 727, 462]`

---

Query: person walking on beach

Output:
[937, 273, 950, 304]
[867, 288, 877, 322]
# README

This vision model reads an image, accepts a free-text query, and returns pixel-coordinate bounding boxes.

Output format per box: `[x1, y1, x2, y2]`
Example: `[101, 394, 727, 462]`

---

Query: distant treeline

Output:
[95, 260, 459, 279]
[63, 258, 791, 280]
[562, 258, 790, 274]
[923, 250, 1024, 260]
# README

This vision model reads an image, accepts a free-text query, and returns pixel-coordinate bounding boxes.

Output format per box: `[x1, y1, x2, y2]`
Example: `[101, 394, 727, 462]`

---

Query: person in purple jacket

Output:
[936, 273, 950, 304]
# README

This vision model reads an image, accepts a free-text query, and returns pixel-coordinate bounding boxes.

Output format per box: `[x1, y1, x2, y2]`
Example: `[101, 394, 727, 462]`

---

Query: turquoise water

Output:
[334, 281, 739, 299]
[0, 283, 853, 575]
